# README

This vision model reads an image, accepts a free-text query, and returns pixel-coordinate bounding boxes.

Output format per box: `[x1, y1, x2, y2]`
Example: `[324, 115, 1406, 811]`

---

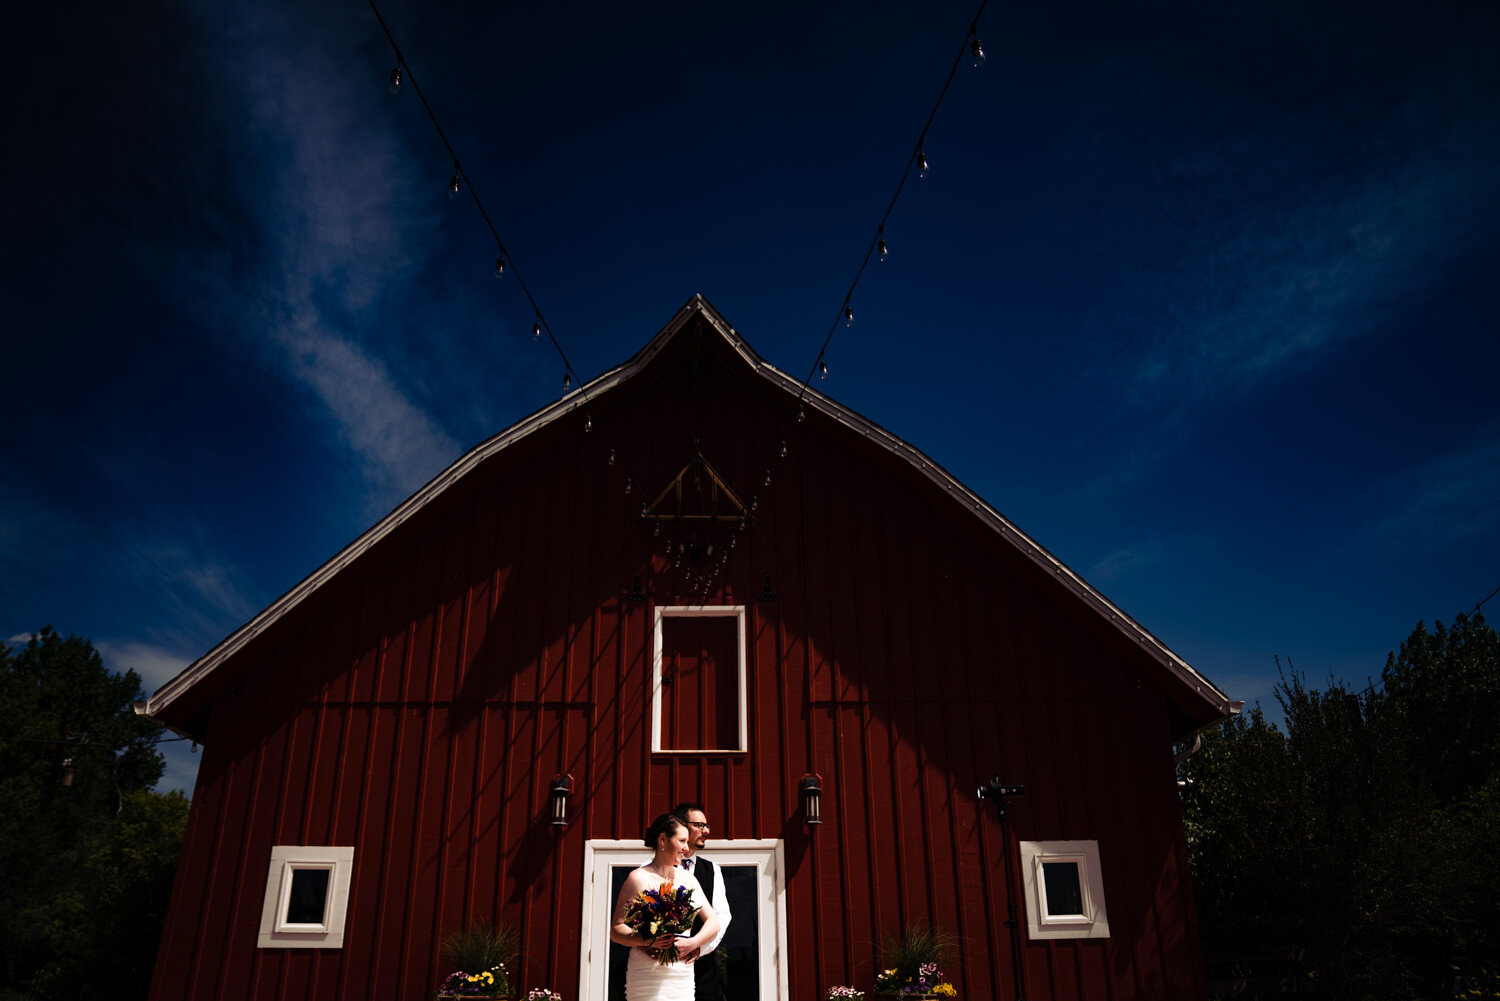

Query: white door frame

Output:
[578, 839, 789, 1001]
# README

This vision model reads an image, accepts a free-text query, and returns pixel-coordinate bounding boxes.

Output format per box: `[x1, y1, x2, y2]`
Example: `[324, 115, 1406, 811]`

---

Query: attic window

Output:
[652, 605, 748, 753]
[1018, 840, 1110, 940]
[257, 846, 355, 948]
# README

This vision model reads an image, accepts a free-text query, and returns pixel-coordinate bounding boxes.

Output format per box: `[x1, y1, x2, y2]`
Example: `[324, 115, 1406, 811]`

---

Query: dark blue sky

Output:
[7, 0, 1499, 794]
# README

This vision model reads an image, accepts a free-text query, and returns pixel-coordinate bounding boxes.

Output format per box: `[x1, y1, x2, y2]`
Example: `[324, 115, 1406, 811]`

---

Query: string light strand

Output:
[368, 0, 646, 551]
[795, 0, 989, 398]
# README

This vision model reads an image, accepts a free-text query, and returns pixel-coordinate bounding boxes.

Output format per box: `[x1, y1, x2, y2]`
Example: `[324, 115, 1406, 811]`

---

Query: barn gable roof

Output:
[138, 294, 1236, 727]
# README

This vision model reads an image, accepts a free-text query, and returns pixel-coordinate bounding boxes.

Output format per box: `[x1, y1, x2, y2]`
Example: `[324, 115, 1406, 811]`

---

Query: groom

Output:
[673, 800, 731, 1001]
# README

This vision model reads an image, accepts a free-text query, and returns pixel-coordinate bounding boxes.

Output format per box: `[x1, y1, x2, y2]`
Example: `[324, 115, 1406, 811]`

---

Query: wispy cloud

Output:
[0, 472, 259, 656]
[243, 27, 464, 508]
[114, 538, 259, 650]
[1373, 439, 1500, 547]
[137, 3, 473, 514]
[95, 638, 195, 693]
[1084, 42, 1500, 418]
[1086, 542, 1165, 586]
[1133, 132, 1494, 407]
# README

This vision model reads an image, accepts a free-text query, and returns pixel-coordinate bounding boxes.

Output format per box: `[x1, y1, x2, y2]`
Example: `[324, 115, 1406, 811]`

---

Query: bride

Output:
[610, 813, 721, 1000]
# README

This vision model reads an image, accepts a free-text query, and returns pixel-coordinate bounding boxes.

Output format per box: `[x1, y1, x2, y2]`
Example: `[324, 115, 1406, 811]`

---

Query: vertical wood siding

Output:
[149, 320, 1206, 1001]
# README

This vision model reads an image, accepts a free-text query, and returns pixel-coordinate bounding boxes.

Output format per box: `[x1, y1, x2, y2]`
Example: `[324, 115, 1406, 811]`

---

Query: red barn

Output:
[137, 295, 1235, 1001]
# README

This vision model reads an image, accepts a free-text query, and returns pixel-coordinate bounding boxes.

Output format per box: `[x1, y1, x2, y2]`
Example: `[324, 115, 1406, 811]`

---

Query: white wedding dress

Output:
[624, 867, 707, 1001]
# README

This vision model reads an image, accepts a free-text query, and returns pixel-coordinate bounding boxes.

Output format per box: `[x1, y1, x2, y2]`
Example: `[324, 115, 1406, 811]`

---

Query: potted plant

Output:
[436, 918, 521, 998]
[872, 922, 958, 998]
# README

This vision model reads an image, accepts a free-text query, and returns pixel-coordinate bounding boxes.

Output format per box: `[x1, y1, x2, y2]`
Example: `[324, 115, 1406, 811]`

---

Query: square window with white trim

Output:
[652, 605, 748, 753]
[1018, 840, 1109, 940]
[257, 846, 355, 948]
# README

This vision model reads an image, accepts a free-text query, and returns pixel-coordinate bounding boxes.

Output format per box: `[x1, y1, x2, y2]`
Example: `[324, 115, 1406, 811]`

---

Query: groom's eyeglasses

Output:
[686, 822, 711, 831]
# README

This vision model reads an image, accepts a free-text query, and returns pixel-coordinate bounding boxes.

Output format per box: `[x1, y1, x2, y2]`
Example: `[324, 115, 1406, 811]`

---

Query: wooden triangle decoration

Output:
[643, 454, 748, 523]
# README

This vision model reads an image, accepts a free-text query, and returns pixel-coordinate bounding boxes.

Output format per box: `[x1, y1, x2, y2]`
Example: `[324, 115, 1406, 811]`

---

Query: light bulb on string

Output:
[640, 501, 648, 518]
[878, 237, 890, 262]
[584, 413, 592, 433]
[388, 65, 403, 94]
[607, 447, 616, 466]
[970, 37, 986, 67]
[624, 478, 632, 495]
[750, 494, 759, 512]
[729, 533, 737, 549]
[763, 466, 772, 487]
[739, 518, 747, 533]
[494, 255, 505, 279]
[779, 440, 788, 459]
[532, 319, 541, 342]
[562, 371, 572, 391]
[819, 359, 828, 380]
[449, 169, 461, 199]
[844, 304, 854, 327]
[917, 151, 930, 179]
[653, 522, 661, 537]
[797, 404, 807, 424]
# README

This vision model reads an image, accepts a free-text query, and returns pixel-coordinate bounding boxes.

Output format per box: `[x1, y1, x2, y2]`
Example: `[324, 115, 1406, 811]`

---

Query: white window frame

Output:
[1018, 840, 1110, 940]
[651, 605, 748, 753]
[257, 845, 355, 948]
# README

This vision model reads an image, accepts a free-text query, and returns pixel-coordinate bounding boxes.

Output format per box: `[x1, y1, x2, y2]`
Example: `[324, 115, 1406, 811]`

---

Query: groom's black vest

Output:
[692, 858, 725, 1001]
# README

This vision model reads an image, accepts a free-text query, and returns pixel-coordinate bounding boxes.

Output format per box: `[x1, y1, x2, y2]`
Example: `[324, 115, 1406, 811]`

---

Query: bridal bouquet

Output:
[622, 876, 698, 965]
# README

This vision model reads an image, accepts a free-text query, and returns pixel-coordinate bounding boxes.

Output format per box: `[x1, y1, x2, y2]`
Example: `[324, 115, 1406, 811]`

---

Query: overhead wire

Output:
[367, 0, 992, 598]
[368, 0, 639, 511]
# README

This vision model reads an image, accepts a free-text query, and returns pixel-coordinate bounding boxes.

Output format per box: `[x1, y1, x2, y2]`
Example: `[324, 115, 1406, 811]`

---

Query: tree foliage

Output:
[1181, 613, 1500, 999]
[0, 627, 188, 1001]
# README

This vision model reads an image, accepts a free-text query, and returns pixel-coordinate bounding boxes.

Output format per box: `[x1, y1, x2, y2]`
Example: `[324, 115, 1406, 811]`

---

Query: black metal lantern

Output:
[800, 774, 822, 826]
[550, 774, 573, 827]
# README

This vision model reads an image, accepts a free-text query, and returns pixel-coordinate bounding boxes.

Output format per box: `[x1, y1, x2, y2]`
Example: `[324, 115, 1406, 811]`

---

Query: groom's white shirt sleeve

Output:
[700, 857, 731, 955]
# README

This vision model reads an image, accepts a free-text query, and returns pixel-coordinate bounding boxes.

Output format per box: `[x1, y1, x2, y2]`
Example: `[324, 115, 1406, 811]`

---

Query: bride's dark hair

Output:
[644, 812, 687, 850]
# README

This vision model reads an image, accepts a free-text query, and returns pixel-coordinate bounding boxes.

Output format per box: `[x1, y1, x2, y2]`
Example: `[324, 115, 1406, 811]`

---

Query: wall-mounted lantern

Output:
[800, 774, 822, 826]
[550, 774, 574, 827]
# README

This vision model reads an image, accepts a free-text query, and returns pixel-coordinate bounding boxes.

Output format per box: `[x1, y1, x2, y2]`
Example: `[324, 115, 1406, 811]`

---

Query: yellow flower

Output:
[933, 984, 957, 998]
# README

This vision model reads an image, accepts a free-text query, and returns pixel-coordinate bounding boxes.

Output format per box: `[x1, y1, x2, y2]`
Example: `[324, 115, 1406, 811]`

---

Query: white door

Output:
[579, 840, 788, 1001]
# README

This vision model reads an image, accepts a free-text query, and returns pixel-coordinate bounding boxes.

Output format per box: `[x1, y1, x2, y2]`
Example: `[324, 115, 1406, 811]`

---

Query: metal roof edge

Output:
[147, 294, 1232, 722]
[144, 296, 710, 718]
[720, 329, 1235, 719]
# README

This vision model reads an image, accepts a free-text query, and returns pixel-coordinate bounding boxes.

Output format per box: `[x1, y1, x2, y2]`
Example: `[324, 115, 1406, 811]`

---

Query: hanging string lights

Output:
[720, 0, 988, 603]
[368, 0, 991, 602]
